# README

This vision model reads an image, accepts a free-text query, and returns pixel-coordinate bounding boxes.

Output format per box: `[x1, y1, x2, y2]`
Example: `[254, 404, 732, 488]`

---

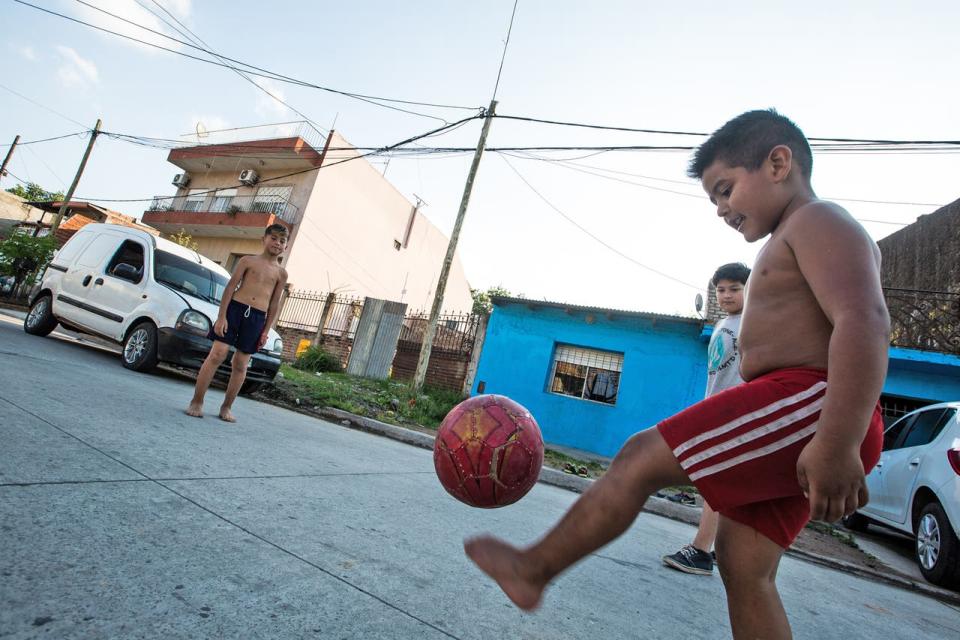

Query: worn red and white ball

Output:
[433, 394, 544, 508]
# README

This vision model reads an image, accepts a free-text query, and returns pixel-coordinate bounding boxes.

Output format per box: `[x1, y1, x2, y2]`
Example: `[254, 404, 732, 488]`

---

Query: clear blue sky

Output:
[3, 1, 958, 314]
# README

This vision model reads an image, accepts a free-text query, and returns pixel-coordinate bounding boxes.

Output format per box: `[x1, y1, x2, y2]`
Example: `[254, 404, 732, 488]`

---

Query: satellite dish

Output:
[195, 122, 208, 142]
[695, 293, 704, 312]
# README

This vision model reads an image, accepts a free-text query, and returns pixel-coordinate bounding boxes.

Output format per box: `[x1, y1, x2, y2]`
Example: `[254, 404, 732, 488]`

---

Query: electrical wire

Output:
[0, 131, 90, 147]
[0, 81, 90, 128]
[499, 153, 705, 291]
[36, 115, 482, 203]
[491, 0, 519, 101]
[20, 0, 475, 121]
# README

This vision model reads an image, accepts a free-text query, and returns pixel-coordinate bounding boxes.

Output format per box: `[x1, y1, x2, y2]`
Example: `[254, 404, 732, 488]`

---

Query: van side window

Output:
[106, 240, 145, 283]
[77, 235, 123, 269]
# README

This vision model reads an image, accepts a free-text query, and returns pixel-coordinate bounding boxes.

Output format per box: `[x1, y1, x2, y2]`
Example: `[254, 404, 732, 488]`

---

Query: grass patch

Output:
[804, 520, 859, 548]
[271, 365, 465, 428]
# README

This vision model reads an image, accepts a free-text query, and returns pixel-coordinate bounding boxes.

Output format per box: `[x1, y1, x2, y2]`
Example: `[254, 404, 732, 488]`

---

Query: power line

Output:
[0, 131, 89, 147]
[493, 114, 960, 146]
[21, 0, 473, 122]
[41, 115, 482, 203]
[499, 153, 704, 292]
[0, 81, 89, 128]
[491, 0, 519, 101]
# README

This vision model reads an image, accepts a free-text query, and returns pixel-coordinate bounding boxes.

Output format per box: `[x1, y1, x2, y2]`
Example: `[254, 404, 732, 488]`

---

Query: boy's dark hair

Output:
[712, 262, 751, 287]
[264, 223, 288, 238]
[687, 109, 813, 181]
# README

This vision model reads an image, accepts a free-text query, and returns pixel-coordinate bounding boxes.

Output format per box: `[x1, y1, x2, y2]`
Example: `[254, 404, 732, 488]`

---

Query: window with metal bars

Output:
[548, 344, 623, 405]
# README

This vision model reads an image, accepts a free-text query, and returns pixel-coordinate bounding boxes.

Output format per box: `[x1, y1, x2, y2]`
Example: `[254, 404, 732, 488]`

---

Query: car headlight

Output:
[271, 337, 283, 355]
[176, 310, 211, 336]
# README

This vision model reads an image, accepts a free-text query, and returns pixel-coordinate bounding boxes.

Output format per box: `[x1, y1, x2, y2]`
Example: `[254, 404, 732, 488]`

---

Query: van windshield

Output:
[154, 249, 228, 305]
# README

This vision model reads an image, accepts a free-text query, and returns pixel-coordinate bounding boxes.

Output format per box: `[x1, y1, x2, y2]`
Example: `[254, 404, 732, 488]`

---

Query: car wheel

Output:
[842, 512, 870, 532]
[122, 321, 159, 372]
[916, 502, 960, 588]
[23, 294, 58, 336]
[240, 381, 264, 396]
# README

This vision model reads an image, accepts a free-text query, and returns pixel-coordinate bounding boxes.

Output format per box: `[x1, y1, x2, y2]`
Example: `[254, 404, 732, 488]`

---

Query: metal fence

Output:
[278, 290, 482, 350]
[885, 287, 960, 355]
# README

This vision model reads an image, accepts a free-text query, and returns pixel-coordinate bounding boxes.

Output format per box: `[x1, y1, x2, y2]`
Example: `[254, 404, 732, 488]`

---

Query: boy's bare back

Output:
[232, 254, 286, 312]
[738, 200, 883, 382]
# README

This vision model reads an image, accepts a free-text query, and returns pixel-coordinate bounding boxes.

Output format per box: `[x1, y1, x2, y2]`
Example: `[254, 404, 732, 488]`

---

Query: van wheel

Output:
[122, 321, 159, 372]
[24, 294, 58, 336]
[916, 502, 960, 588]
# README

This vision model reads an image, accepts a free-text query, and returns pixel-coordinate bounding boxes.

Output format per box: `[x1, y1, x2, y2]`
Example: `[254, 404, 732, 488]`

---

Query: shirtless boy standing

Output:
[465, 110, 890, 639]
[186, 224, 289, 422]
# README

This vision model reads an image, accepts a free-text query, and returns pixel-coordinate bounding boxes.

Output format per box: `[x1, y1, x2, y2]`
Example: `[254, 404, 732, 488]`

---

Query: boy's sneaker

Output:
[662, 545, 714, 575]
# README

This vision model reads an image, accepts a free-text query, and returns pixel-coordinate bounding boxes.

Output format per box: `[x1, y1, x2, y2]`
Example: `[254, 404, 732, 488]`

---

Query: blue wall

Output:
[472, 302, 707, 457]
[474, 302, 960, 458]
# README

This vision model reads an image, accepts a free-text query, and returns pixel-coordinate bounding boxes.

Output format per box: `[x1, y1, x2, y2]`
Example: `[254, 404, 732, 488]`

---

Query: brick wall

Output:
[391, 348, 470, 392]
[275, 325, 354, 368]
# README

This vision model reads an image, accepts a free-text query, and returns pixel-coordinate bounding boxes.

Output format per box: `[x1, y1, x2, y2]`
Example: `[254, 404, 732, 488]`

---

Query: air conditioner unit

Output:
[239, 169, 259, 186]
[172, 172, 191, 187]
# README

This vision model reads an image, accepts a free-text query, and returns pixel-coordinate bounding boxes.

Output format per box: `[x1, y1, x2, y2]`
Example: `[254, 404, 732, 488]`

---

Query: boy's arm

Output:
[214, 257, 248, 336]
[258, 268, 289, 349]
[788, 203, 890, 523]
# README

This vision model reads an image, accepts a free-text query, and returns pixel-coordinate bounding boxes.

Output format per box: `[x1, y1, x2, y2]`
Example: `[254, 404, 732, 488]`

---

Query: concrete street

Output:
[1, 312, 959, 639]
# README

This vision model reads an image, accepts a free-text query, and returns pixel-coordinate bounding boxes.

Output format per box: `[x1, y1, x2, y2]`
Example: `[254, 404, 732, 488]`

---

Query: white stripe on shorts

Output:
[687, 422, 819, 482]
[672, 380, 827, 458]
[679, 397, 824, 471]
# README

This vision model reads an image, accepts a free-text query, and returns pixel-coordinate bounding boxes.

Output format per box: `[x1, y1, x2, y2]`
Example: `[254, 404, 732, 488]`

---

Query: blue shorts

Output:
[210, 300, 267, 355]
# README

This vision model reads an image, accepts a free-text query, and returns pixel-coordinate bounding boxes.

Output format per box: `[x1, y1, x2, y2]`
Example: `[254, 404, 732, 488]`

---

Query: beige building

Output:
[141, 123, 472, 312]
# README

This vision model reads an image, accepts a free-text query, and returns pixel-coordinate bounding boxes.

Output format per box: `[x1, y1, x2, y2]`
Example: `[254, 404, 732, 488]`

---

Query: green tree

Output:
[471, 286, 513, 315]
[6, 182, 64, 203]
[171, 228, 200, 251]
[0, 232, 57, 296]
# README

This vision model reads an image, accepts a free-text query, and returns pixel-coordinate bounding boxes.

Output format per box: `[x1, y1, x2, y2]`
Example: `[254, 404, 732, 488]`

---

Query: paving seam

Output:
[0, 394, 463, 640]
[0, 471, 435, 488]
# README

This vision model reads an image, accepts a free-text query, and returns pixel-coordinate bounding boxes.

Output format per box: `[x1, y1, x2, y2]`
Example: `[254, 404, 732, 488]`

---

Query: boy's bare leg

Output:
[465, 428, 689, 610]
[692, 502, 719, 552]
[219, 351, 251, 422]
[186, 342, 231, 417]
[716, 516, 791, 640]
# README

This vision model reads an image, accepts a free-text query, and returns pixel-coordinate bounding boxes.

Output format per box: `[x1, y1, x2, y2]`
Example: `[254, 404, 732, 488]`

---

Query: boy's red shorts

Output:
[657, 367, 883, 548]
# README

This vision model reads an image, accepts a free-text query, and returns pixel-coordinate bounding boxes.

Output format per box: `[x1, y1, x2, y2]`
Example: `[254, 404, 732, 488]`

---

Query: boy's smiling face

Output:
[701, 155, 791, 243]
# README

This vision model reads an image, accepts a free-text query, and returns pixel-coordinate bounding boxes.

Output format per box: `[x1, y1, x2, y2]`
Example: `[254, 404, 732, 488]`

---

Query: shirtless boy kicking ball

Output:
[465, 110, 890, 639]
[186, 224, 288, 422]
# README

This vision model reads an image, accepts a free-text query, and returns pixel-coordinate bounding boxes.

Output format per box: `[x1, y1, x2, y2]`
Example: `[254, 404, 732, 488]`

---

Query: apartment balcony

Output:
[168, 121, 327, 172]
[142, 194, 299, 238]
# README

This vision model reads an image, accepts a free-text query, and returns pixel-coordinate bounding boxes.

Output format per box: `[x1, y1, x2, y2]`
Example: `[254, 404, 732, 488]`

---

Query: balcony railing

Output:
[885, 288, 960, 356]
[148, 194, 300, 224]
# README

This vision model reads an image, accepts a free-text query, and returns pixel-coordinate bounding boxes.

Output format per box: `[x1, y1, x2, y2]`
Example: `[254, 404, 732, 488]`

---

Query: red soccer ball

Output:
[433, 394, 545, 508]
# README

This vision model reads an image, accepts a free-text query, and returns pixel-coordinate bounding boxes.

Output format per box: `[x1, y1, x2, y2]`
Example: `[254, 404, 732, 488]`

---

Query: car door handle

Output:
[82, 275, 92, 286]
[94, 278, 104, 286]
[909, 459, 920, 467]
[875, 461, 883, 468]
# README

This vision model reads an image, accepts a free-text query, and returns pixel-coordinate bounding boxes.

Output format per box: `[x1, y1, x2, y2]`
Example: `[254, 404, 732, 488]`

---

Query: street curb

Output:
[254, 394, 960, 607]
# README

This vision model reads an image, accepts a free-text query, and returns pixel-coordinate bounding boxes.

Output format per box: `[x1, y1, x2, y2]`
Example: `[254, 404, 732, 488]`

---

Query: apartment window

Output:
[549, 344, 623, 405]
[253, 185, 293, 216]
[209, 188, 237, 212]
[183, 189, 206, 212]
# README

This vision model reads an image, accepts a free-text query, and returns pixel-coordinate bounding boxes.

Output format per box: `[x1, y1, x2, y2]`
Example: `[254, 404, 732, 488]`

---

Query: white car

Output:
[23, 224, 282, 393]
[844, 402, 960, 588]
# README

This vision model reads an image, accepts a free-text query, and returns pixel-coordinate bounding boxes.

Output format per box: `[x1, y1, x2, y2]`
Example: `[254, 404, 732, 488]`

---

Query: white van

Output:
[24, 224, 282, 393]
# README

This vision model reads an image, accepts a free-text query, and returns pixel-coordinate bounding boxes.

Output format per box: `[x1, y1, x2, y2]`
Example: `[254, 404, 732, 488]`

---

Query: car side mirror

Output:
[112, 263, 140, 282]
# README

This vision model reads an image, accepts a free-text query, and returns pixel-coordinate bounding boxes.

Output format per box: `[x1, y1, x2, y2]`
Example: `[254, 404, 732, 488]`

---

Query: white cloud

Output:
[14, 45, 37, 61]
[253, 78, 292, 120]
[72, 0, 193, 53]
[56, 46, 99, 88]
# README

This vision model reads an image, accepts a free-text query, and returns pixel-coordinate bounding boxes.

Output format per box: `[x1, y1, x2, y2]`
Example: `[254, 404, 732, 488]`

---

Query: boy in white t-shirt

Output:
[662, 262, 751, 575]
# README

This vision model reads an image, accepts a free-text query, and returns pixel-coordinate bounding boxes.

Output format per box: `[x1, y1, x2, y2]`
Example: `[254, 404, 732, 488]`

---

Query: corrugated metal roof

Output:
[490, 296, 703, 325]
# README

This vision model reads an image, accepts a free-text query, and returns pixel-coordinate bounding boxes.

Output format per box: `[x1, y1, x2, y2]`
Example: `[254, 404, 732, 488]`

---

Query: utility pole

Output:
[52, 119, 101, 232]
[413, 100, 497, 390]
[0, 135, 20, 183]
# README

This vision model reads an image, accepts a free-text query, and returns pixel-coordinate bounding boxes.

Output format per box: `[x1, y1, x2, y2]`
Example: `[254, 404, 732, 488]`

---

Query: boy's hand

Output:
[257, 330, 269, 351]
[214, 317, 228, 337]
[797, 437, 869, 523]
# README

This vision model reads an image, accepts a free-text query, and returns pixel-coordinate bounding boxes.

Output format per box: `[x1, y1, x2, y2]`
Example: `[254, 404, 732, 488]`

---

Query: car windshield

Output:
[153, 249, 228, 305]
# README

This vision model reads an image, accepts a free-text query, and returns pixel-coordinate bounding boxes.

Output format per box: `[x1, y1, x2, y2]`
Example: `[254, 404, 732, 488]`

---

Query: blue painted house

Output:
[473, 296, 960, 458]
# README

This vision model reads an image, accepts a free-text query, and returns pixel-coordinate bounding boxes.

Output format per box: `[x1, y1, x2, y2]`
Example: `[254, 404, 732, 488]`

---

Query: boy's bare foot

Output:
[464, 536, 546, 611]
[218, 407, 237, 423]
[185, 402, 203, 418]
